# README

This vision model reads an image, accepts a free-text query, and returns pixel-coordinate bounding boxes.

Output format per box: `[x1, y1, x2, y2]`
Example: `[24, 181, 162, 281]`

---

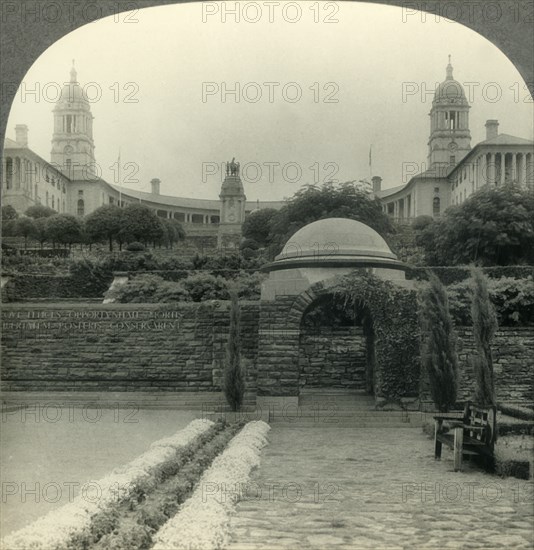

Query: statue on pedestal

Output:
[226, 157, 240, 176]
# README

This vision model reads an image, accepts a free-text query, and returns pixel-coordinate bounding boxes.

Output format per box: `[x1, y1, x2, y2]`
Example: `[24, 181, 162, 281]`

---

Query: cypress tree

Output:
[223, 290, 245, 411]
[470, 267, 498, 406]
[418, 273, 459, 412]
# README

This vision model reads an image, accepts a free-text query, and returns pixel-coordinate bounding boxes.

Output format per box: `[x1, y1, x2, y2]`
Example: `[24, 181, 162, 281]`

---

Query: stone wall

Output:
[1, 302, 259, 393]
[298, 326, 366, 390]
[421, 327, 534, 404]
[2, 301, 532, 404]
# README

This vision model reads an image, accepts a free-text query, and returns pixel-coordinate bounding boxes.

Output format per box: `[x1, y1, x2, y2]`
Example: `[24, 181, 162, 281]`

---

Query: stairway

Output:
[269, 388, 423, 428]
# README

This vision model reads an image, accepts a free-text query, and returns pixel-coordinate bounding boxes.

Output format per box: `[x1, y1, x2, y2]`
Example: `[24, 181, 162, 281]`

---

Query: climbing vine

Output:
[328, 273, 420, 403]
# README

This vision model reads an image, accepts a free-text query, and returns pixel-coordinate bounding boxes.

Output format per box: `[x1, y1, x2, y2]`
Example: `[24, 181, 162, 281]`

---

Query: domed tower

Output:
[50, 61, 96, 179]
[427, 57, 471, 170]
[218, 158, 246, 248]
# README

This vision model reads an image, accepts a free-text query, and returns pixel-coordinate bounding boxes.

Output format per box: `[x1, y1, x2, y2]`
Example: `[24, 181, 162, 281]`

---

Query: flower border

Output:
[152, 420, 271, 550]
[1, 419, 213, 550]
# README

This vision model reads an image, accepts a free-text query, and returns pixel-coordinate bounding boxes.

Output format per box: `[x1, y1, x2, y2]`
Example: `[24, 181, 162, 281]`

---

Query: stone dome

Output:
[433, 60, 467, 105]
[54, 65, 91, 112]
[276, 217, 395, 260]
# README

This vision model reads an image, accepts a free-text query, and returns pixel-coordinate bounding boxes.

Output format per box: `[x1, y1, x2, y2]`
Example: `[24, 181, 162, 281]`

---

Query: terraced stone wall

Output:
[0, 302, 259, 393]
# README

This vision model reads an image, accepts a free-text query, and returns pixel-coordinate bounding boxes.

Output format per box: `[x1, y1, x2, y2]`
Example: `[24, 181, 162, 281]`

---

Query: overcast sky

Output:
[6, 1, 534, 201]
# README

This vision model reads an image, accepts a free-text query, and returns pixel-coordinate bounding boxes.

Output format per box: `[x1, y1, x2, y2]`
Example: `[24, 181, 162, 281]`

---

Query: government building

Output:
[2, 60, 533, 239]
[376, 58, 534, 221]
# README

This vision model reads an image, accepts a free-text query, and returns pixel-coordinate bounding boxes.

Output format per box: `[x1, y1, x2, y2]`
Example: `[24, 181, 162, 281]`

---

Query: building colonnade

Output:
[475, 151, 534, 188]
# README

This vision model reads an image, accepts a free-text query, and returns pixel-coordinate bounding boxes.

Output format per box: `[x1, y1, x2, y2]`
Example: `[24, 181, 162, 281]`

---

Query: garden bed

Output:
[2, 419, 271, 550]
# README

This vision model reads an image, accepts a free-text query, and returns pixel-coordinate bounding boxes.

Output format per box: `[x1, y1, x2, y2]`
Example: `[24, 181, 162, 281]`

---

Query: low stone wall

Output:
[2, 302, 532, 405]
[420, 327, 534, 404]
[1, 302, 259, 393]
[299, 326, 366, 390]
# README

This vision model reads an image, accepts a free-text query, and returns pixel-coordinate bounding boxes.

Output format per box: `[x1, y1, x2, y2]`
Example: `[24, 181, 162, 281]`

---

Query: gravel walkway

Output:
[227, 426, 533, 549]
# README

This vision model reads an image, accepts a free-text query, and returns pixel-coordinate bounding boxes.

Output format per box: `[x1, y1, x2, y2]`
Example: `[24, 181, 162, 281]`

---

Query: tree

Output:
[46, 215, 82, 248]
[417, 185, 534, 266]
[223, 289, 245, 411]
[268, 182, 394, 253]
[120, 204, 163, 245]
[25, 205, 56, 219]
[242, 208, 278, 246]
[13, 216, 36, 248]
[2, 205, 18, 236]
[31, 217, 49, 248]
[470, 267, 498, 406]
[84, 205, 124, 251]
[161, 219, 185, 248]
[418, 273, 459, 412]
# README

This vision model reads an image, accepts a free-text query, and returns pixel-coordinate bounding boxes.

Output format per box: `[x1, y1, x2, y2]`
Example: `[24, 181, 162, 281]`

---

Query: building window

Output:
[434, 187, 439, 193]
[52, 196, 55, 209]
[109, 196, 115, 204]
[77, 199, 85, 216]
[46, 191, 49, 206]
[78, 190, 84, 196]
[450, 156, 456, 165]
[433, 197, 440, 217]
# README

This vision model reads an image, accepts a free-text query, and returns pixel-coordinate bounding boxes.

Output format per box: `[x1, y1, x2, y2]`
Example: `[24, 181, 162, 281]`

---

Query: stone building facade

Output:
[377, 59, 534, 222]
[2, 61, 532, 230]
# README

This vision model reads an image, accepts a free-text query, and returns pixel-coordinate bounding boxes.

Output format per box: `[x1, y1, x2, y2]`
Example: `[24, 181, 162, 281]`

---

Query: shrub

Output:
[126, 241, 146, 252]
[447, 276, 534, 326]
[109, 274, 164, 303]
[418, 273, 459, 412]
[470, 267, 498, 407]
[412, 215, 434, 231]
[152, 281, 191, 302]
[223, 291, 245, 411]
[181, 273, 229, 302]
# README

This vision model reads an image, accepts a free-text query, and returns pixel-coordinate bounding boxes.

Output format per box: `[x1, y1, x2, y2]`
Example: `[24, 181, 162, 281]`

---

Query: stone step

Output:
[269, 421, 423, 428]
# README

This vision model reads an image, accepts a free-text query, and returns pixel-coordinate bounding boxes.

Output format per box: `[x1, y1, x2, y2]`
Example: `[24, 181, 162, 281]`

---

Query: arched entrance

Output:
[297, 293, 375, 395]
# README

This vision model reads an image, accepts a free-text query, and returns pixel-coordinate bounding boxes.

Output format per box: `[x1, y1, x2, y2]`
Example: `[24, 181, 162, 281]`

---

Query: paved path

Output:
[227, 427, 533, 549]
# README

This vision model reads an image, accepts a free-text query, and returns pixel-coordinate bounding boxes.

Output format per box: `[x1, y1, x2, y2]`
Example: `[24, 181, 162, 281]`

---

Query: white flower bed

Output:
[1, 419, 213, 550]
[152, 420, 271, 550]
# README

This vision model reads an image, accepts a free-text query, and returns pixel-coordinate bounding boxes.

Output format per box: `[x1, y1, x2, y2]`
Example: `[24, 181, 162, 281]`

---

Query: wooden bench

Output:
[434, 402, 497, 472]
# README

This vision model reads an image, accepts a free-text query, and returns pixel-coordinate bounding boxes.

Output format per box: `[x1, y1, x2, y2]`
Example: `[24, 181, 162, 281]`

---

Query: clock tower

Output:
[218, 158, 246, 249]
[51, 62, 96, 180]
[427, 57, 471, 170]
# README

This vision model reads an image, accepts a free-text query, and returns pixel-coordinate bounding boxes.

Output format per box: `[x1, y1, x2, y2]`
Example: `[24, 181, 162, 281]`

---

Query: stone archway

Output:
[256, 274, 421, 410]
[297, 292, 375, 394]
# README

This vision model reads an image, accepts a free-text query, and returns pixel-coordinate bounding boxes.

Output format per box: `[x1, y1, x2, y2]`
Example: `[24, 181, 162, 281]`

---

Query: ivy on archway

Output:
[329, 272, 421, 403]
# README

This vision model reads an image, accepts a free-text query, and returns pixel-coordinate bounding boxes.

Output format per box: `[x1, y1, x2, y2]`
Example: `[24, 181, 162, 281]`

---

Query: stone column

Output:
[512, 153, 518, 183]
[519, 153, 527, 186]
[15, 157, 21, 189]
[489, 153, 496, 186]
[500, 153, 505, 185]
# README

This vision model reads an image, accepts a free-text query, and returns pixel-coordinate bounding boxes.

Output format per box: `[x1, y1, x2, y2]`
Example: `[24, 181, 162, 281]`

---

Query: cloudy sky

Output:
[6, 1, 534, 201]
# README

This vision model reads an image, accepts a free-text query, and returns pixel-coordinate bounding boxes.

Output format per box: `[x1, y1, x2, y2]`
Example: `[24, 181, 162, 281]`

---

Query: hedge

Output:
[406, 266, 534, 285]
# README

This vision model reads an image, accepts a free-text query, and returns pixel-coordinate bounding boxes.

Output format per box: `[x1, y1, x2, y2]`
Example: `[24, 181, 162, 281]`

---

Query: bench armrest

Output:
[433, 415, 463, 421]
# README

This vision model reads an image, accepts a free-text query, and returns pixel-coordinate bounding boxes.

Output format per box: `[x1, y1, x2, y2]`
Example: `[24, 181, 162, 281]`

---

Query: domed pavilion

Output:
[261, 217, 407, 300]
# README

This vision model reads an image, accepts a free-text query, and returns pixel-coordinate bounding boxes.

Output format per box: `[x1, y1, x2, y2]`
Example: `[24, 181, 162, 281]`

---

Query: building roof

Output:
[376, 184, 406, 199]
[104, 182, 285, 212]
[4, 137, 22, 149]
[477, 133, 534, 146]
